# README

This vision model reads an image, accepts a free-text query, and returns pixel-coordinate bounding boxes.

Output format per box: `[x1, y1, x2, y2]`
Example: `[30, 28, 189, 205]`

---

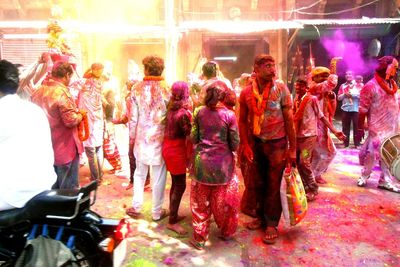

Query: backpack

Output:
[15, 235, 78, 267]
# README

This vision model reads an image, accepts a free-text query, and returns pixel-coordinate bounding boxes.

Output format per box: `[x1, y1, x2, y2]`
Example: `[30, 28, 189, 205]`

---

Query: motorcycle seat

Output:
[0, 189, 86, 228]
[0, 207, 27, 228]
[0, 182, 97, 228]
[25, 189, 86, 220]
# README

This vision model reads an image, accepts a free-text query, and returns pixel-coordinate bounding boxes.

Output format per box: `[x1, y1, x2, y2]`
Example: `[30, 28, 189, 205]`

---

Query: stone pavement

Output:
[80, 126, 400, 266]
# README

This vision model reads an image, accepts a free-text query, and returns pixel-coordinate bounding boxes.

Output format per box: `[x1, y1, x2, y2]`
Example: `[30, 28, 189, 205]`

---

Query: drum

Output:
[380, 134, 400, 181]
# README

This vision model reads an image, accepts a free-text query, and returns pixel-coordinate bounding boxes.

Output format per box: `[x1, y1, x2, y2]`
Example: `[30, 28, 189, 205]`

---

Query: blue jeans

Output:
[53, 154, 79, 189]
[85, 146, 104, 181]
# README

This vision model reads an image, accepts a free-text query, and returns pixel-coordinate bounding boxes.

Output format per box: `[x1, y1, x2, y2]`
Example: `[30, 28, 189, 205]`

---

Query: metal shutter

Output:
[0, 38, 82, 70]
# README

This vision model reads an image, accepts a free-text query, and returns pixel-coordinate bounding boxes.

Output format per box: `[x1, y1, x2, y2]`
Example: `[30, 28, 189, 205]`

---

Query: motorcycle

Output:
[0, 181, 130, 266]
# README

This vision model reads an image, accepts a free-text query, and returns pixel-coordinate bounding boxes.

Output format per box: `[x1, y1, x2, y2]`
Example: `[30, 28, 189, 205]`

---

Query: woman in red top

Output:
[162, 81, 192, 235]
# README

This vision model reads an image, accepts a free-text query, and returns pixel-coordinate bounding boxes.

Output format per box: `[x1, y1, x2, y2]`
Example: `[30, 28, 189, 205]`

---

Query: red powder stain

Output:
[380, 208, 398, 217]
[252, 236, 265, 246]
[298, 258, 307, 264]
[282, 238, 295, 251]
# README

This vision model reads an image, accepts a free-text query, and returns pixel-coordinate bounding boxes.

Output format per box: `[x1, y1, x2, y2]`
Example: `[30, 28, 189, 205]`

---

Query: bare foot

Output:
[167, 223, 188, 236]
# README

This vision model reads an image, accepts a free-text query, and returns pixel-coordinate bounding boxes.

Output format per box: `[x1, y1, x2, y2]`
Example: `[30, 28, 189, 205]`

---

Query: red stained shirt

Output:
[31, 80, 83, 165]
[239, 79, 292, 141]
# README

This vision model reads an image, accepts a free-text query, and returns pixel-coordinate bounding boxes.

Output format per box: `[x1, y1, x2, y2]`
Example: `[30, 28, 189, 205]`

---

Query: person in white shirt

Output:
[0, 59, 56, 211]
[125, 55, 170, 221]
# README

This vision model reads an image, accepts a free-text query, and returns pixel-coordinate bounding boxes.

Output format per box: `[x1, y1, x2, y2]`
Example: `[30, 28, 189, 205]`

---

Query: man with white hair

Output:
[357, 56, 400, 193]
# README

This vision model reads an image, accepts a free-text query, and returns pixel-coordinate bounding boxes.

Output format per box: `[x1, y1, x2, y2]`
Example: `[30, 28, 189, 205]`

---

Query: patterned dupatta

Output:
[251, 79, 272, 135]
[374, 73, 398, 95]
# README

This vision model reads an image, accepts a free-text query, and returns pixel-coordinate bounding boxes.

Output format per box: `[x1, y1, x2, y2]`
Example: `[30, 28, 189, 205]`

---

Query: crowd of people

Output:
[0, 50, 399, 249]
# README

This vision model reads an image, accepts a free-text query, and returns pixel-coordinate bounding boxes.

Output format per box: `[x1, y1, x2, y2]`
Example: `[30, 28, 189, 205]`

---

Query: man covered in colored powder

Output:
[78, 63, 106, 182]
[32, 62, 84, 189]
[239, 54, 296, 244]
[294, 78, 345, 201]
[357, 56, 400, 193]
[125, 55, 170, 221]
[195, 61, 233, 108]
[338, 70, 361, 148]
[308, 58, 340, 184]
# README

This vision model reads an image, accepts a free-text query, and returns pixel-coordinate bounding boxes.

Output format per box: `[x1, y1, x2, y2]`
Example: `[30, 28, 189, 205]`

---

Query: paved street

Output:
[81, 125, 400, 266]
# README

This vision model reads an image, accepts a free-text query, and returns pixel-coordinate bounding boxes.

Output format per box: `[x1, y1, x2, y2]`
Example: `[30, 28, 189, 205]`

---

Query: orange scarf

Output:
[143, 76, 164, 81]
[294, 93, 312, 133]
[78, 113, 89, 141]
[375, 73, 398, 95]
[251, 79, 271, 135]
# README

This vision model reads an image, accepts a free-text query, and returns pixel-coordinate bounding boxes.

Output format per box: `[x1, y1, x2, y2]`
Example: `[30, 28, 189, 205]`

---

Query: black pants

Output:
[342, 111, 360, 147]
[169, 173, 186, 224]
[253, 137, 287, 227]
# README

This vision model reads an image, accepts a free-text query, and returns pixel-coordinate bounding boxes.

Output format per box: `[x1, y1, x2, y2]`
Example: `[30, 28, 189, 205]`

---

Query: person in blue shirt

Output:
[338, 70, 361, 148]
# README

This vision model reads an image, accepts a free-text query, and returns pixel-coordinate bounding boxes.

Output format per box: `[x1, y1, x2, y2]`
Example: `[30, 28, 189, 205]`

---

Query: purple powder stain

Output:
[163, 257, 174, 265]
[321, 30, 378, 75]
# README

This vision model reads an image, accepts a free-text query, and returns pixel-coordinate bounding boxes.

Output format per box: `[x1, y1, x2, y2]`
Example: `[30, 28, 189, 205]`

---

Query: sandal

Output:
[126, 207, 141, 218]
[306, 191, 317, 202]
[125, 182, 133, 190]
[246, 218, 264, 230]
[189, 239, 205, 250]
[357, 175, 369, 187]
[262, 227, 278, 244]
[377, 182, 400, 193]
[315, 176, 327, 184]
[153, 209, 169, 222]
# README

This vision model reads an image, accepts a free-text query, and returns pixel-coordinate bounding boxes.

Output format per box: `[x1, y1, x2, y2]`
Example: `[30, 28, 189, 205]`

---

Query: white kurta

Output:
[129, 80, 169, 165]
[78, 77, 104, 148]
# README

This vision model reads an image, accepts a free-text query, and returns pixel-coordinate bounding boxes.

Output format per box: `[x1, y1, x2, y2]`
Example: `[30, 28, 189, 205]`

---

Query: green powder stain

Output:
[301, 149, 310, 159]
[126, 258, 157, 267]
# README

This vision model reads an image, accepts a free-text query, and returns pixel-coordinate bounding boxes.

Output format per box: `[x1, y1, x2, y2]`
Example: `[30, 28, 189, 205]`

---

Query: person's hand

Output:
[345, 92, 352, 98]
[242, 143, 254, 163]
[39, 52, 50, 63]
[286, 148, 296, 167]
[79, 109, 87, 117]
[335, 131, 346, 142]
[126, 81, 134, 91]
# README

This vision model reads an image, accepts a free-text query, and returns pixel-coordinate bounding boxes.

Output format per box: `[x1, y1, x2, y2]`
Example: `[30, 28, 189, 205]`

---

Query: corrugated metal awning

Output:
[296, 18, 400, 26]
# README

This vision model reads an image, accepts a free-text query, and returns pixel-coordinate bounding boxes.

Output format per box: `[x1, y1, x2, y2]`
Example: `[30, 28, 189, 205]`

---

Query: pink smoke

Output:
[321, 30, 376, 76]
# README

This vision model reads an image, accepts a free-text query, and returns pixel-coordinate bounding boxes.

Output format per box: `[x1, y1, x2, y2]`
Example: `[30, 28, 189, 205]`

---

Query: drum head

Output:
[391, 159, 400, 181]
[380, 134, 400, 169]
